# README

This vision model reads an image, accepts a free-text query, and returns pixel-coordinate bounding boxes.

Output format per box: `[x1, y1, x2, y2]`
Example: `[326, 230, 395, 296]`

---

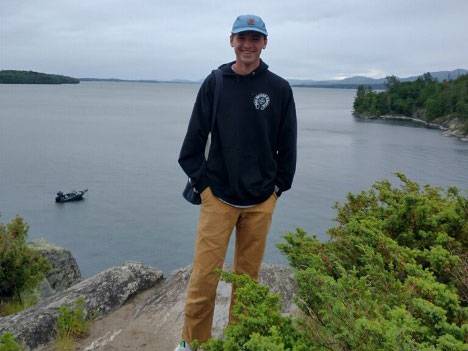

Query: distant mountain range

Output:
[289, 69, 468, 89]
[79, 77, 195, 84]
[3, 68, 465, 87]
[80, 68, 467, 89]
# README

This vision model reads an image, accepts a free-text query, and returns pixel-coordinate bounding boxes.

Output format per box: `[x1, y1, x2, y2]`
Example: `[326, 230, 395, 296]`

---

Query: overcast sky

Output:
[1, 0, 467, 81]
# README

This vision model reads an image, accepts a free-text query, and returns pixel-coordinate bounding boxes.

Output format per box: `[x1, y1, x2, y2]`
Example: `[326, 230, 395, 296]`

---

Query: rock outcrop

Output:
[55, 264, 296, 351]
[28, 239, 82, 298]
[0, 263, 163, 350]
[439, 116, 468, 141]
[0, 261, 296, 351]
[355, 113, 468, 141]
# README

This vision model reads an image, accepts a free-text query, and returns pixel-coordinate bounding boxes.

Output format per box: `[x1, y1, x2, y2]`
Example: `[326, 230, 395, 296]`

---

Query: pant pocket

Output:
[200, 187, 210, 202]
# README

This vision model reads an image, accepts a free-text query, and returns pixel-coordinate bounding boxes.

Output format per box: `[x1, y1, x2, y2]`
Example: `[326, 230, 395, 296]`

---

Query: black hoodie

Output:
[178, 60, 297, 206]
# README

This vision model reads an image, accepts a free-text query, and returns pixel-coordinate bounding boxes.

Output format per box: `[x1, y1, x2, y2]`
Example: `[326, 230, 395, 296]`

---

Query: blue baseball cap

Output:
[231, 15, 268, 36]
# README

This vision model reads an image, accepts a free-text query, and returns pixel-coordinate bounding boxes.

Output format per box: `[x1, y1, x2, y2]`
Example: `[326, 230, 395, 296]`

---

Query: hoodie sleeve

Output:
[275, 85, 297, 197]
[178, 73, 214, 193]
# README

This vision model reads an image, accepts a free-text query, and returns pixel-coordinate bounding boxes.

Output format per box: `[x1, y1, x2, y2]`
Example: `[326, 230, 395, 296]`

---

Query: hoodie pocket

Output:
[207, 153, 229, 185]
[240, 154, 263, 189]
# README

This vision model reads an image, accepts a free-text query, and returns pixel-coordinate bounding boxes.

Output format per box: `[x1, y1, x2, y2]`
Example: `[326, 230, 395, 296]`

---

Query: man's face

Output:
[230, 31, 267, 66]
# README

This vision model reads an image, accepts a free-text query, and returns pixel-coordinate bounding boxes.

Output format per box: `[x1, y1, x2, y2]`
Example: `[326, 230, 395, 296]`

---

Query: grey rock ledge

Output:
[28, 239, 82, 298]
[0, 262, 163, 350]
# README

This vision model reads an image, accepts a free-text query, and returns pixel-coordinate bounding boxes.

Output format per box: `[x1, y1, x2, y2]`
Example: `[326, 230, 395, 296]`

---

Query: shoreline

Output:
[354, 113, 468, 141]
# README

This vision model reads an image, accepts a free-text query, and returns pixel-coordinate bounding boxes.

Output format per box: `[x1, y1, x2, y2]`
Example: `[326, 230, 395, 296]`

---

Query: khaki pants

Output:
[182, 187, 277, 343]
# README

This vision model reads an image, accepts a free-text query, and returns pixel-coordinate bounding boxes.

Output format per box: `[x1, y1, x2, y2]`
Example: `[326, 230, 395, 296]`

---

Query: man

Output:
[176, 14, 297, 351]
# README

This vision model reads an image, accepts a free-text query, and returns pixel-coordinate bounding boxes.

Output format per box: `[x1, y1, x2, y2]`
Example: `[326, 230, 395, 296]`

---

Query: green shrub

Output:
[0, 216, 50, 315]
[201, 272, 312, 351]
[206, 174, 467, 350]
[55, 297, 89, 351]
[0, 291, 38, 316]
[56, 297, 89, 337]
[0, 333, 23, 351]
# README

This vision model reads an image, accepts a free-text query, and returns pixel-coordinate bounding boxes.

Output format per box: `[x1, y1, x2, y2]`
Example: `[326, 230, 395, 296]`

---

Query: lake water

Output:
[0, 82, 467, 277]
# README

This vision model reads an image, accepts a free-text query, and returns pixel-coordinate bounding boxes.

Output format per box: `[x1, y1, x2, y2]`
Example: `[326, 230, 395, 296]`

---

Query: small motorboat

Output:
[55, 189, 88, 203]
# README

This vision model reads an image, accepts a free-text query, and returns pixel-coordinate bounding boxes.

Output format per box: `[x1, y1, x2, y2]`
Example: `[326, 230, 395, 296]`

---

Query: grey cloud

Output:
[1, 0, 467, 80]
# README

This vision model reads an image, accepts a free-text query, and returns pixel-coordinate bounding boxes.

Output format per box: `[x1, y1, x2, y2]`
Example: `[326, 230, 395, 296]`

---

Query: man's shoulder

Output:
[203, 65, 228, 83]
[199, 70, 219, 92]
[265, 70, 291, 89]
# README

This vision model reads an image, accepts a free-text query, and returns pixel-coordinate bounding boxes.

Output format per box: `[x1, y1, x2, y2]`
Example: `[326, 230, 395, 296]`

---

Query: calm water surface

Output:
[0, 82, 467, 277]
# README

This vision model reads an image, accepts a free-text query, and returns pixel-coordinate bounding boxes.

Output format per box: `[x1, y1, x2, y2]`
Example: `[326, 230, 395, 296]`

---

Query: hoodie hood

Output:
[218, 59, 269, 77]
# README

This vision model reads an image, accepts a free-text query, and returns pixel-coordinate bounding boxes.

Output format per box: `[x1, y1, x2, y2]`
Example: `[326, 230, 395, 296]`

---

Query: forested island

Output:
[0, 70, 79, 84]
[353, 73, 468, 139]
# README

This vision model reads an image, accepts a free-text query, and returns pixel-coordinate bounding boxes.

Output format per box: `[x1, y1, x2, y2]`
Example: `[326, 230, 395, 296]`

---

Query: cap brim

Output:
[231, 27, 268, 36]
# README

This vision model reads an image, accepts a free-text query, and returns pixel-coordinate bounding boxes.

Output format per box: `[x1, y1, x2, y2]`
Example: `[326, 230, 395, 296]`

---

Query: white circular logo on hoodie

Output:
[253, 93, 270, 111]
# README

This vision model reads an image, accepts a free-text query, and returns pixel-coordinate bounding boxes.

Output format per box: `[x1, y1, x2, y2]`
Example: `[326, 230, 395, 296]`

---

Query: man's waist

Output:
[209, 183, 275, 207]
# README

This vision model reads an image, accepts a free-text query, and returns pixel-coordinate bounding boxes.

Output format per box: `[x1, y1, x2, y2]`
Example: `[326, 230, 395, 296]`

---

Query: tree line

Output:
[353, 73, 468, 131]
[0, 70, 79, 84]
